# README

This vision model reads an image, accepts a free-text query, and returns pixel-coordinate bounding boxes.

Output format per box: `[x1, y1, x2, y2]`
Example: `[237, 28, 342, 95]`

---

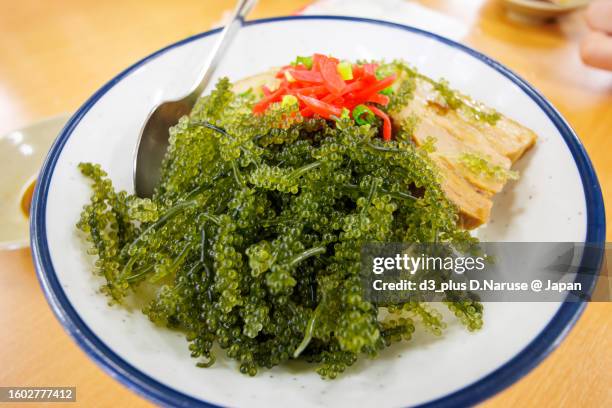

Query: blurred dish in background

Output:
[0, 114, 69, 250]
[301, 0, 470, 40]
[500, 0, 591, 21]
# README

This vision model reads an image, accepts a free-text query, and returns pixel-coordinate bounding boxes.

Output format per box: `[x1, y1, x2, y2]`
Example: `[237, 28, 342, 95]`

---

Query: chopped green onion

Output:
[337, 61, 353, 81]
[292, 56, 313, 69]
[340, 107, 350, 120]
[379, 86, 393, 96]
[352, 104, 375, 126]
[281, 94, 298, 108]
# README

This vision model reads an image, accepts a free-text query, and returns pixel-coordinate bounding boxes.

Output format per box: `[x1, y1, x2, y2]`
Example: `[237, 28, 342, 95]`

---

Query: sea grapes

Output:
[77, 69, 482, 379]
[460, 152, 519, 182]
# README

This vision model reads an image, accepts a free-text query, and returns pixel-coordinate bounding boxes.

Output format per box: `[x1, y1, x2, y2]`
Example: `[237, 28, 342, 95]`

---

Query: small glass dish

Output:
[0, 114, 69, 250]
[500, 0, 590, 21]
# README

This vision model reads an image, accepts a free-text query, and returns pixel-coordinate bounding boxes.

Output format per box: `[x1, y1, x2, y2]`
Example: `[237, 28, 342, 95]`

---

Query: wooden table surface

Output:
[0, 0, 610, 407]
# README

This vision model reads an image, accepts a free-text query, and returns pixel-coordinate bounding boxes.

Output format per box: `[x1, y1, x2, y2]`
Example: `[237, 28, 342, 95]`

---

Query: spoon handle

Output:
[188, 0, 258, 102]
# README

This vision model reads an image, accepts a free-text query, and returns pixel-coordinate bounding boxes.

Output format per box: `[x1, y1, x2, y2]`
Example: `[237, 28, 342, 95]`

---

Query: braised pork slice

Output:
[233, 68, 536, 229]
[390, 76, 536, 228]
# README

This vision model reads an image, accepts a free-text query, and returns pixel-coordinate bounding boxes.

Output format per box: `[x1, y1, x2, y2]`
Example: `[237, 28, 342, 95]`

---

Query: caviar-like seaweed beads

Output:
[77, 67, 482, 379]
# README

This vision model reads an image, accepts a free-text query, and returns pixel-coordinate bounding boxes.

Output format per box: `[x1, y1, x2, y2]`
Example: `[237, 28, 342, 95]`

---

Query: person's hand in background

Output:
[580, 0, 612, 70]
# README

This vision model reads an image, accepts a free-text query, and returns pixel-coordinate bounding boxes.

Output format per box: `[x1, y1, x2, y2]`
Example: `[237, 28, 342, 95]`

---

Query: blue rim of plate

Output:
[31, 15, 606, 408]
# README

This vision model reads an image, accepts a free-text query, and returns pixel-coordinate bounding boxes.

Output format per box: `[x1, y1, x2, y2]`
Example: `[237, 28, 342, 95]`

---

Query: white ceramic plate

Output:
[31, 16, 605, 408]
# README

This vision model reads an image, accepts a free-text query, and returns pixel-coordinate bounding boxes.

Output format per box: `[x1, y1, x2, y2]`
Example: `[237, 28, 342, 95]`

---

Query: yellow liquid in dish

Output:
[20, 179, 36, 218]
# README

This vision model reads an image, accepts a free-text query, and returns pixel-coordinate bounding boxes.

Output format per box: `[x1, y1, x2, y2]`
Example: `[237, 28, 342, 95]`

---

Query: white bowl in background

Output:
[0, 114, 69, 250]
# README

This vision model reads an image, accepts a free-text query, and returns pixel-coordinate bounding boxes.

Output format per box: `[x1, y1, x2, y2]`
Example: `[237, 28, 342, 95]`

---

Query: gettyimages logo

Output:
[360, 242, 610, 304]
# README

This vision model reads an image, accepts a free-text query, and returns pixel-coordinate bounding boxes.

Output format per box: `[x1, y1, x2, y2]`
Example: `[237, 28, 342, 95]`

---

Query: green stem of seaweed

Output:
[293, 302, 323, 358]
[289, 246, 326, 268]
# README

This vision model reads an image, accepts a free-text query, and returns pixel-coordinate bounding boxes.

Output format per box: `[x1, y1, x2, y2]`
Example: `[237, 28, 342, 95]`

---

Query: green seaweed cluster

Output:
[77, 71, 482, 379]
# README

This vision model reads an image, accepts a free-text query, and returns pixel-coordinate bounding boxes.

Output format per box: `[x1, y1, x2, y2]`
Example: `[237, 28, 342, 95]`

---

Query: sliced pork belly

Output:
[390, 76, 536, 228]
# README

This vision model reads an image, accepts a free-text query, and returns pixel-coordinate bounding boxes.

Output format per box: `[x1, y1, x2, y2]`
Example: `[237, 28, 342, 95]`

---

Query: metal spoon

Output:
[133, 0, 258, 198]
